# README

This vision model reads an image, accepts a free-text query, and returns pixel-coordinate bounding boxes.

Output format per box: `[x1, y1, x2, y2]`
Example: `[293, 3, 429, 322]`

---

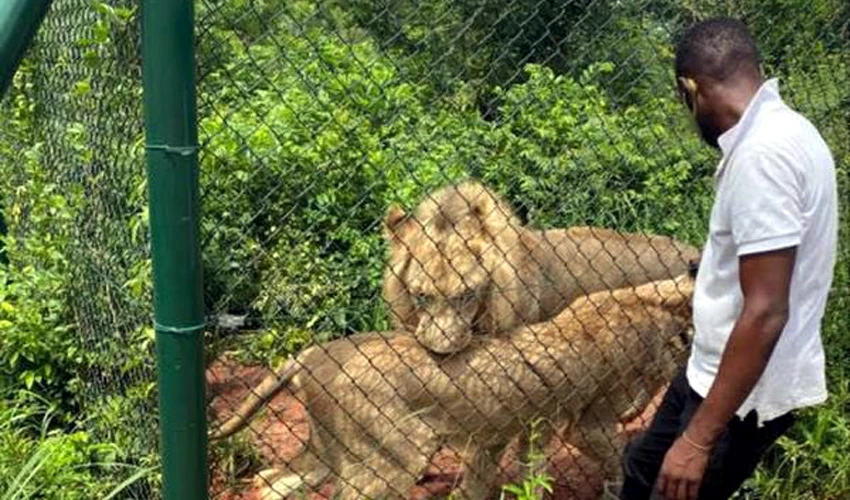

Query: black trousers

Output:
[619, 367, 796, 500]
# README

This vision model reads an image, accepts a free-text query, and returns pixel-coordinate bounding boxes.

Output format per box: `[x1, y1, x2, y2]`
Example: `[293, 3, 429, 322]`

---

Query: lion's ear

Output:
[466, 186, 518, 237]
[468, 195, 487, 220]
[384, 205, 411, 241]
[465, 187, 495, 227]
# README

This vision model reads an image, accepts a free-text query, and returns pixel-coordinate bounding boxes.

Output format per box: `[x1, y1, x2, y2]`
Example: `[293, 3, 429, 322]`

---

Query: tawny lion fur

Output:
[211, 275, 694, 499]
[383, 180, 700, 354]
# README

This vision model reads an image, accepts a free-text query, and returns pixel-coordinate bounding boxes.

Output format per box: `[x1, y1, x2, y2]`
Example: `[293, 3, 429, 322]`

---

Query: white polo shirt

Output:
[686, 78, 838, 426]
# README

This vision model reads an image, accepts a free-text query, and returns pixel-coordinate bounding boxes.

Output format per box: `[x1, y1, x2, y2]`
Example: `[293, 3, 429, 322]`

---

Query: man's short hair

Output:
[675, 17, 761, 81]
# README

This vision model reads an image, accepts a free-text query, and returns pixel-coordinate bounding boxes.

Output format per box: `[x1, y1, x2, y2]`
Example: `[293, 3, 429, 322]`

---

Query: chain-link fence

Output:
[0, 0, 156, 498]
[200, 2, 849, 498]
[0, 0, 848, 499]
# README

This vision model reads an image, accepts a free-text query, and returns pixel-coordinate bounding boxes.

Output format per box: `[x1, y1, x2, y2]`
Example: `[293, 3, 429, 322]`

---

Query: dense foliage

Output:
[0, 0, 847, 497]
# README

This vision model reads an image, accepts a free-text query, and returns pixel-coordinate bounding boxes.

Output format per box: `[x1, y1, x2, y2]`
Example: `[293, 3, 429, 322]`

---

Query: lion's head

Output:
[383, 181, 524, 354]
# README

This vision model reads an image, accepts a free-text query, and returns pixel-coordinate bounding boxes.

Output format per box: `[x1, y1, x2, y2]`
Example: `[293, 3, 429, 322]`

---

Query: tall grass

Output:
[747, 373, 850, 499]
[0, 391, 155, 499]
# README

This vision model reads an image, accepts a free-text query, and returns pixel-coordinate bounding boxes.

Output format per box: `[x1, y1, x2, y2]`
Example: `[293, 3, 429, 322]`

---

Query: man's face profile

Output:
[677, 76, 722, 148]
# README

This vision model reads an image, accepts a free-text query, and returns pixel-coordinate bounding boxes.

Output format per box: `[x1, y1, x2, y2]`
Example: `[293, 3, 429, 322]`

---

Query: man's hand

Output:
[657, 435, 711, 500]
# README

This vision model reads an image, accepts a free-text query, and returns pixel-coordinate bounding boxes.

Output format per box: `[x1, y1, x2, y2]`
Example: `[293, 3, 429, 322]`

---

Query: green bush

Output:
[0, 144, 77, 416]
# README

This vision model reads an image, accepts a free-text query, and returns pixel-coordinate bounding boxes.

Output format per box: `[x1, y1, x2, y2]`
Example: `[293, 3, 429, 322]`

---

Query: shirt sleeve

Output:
[727, 147, 804, 257]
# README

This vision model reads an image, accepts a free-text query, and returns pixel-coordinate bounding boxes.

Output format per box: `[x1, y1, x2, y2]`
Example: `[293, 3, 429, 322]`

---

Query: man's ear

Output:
[678, 76, 699, 116]
[678, 76, 698, 94]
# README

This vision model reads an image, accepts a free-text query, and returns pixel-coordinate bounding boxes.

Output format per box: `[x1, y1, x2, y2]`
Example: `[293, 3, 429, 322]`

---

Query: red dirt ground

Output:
[206, 356, 665, 500]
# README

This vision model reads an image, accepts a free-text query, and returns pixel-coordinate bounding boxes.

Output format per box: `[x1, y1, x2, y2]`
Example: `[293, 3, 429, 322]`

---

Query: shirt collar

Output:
[715, 78, 782, 171]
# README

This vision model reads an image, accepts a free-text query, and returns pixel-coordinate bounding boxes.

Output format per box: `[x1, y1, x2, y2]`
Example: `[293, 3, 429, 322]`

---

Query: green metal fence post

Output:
[0, 0, 52, 98]
[141, 1, 208, 499]
[0, 0, 53, 266]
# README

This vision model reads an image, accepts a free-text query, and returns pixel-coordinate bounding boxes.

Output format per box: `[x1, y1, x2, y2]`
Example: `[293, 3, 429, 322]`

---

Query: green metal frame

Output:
[0, 0, 53, 265]
[0, 0, 52, 98]
[141, 0, 208, 498]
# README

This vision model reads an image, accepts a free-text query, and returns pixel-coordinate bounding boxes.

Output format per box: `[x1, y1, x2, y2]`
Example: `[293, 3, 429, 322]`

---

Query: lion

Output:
[383, 180, 701, 354]
[210, 274, 695, 499]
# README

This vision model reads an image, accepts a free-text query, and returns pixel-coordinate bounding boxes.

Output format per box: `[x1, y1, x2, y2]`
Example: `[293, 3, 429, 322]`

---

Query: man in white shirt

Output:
[619, 17, 838, 500]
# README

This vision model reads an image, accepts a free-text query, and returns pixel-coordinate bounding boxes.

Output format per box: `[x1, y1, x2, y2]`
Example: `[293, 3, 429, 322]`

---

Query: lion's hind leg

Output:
[330, 413, 440, 500]
[332, 441, 438, 500]
[569, 402, 628, 483]
[452, 441, 514, 500]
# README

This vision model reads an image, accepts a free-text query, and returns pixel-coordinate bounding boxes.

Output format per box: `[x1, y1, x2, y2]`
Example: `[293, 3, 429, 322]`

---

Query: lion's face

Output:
[383, 181, 523, 354]
[398, 216, 492, 354]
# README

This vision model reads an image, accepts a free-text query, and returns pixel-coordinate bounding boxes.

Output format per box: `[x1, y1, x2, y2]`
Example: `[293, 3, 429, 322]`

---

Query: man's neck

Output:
[714, 77, 764, 135]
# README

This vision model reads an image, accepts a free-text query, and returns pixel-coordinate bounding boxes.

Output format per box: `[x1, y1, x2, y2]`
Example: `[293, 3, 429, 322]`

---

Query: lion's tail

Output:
[209, 358, 300, 440]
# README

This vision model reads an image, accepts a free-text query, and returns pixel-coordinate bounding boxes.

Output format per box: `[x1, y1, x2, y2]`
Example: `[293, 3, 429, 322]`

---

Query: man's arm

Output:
[686, 246, 794, 444]
[657, 246, 796, 500]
